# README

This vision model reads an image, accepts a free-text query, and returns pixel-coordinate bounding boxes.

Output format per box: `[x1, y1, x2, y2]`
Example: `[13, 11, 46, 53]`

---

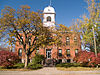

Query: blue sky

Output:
[0, 0, 88, 26]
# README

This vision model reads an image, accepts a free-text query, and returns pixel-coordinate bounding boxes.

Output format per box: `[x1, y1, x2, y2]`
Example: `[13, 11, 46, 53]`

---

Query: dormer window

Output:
[48, 9, 50, 11]
[47, 16, 51, 22]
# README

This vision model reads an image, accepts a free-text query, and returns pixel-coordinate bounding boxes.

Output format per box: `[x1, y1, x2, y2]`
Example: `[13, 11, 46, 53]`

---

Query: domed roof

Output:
[43, 6, 55, 13]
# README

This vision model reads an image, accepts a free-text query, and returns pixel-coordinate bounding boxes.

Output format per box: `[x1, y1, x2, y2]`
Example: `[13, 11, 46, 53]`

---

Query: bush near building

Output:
[74, 51, 100, 67]
[31, 54, 45, 64]
[56, 51, 100, 68]
[0, 51, 20, 68]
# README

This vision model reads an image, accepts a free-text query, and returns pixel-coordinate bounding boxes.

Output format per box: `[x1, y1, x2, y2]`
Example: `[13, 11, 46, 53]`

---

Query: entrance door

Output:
[46, 49, 51, 59]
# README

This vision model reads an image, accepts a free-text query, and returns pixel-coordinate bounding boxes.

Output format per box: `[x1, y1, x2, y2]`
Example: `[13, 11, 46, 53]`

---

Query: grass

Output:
[0, 67, 100, 71]
[57, 67, 100, 71]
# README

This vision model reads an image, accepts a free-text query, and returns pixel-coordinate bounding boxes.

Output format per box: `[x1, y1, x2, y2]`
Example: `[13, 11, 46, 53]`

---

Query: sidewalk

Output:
[0, 67, 100, 75]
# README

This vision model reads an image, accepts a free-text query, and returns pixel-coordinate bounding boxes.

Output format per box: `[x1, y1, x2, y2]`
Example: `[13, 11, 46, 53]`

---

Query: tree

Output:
[0, 5, 55, 68]
[71, 0, 100, 53]
[0, 51, 19, 68]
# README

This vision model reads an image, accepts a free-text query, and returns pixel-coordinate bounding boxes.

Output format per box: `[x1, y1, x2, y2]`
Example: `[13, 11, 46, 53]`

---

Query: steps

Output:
[44, 59, 55, 67]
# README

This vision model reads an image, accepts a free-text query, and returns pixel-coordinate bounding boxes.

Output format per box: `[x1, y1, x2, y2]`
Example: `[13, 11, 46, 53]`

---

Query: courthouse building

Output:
[15, 5, 81, 64]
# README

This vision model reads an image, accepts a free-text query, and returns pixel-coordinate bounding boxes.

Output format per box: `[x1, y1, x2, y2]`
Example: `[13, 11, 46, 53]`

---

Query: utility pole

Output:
[92, 26, 97, 57]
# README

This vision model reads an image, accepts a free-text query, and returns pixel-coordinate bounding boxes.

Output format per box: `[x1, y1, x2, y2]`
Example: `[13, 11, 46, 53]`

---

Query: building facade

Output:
[15, 6, 81, 64]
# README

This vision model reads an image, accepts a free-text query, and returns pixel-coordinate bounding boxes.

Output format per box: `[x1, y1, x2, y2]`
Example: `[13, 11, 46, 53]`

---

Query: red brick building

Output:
[15, 6, 81, 64]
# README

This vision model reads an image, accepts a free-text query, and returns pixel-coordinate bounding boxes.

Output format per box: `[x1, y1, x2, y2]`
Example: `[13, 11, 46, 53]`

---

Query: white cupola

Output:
[43, 6, 56, 28]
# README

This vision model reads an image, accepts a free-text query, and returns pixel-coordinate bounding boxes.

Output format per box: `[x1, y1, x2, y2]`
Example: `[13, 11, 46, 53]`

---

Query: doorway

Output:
[46, 49, 51, 59]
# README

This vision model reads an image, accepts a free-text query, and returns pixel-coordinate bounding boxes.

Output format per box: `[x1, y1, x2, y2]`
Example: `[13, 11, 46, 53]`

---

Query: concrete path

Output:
[0, 67, 100, 75]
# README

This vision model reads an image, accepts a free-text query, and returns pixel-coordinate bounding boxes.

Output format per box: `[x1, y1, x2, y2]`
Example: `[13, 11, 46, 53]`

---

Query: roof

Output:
[43, 6, 55, 13]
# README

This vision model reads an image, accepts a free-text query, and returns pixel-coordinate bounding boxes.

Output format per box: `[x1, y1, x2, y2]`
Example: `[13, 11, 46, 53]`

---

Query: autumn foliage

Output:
[0, 51, 19, 67]
[74, 51, 100, 67]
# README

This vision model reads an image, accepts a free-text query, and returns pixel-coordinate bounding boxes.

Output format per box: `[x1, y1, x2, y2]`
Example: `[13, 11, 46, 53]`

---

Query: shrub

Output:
[13, 63, 24, 69]
[27, 63, 43, 69]
[56, 63, 81, 68]
[73, 63, 81, 67]
[96, 53, 100, 65]
[27, 54, 44, 69]
[0, 51, 20, 68]
[56, 63, 65, 67]
[74, 51, 100, 67]
[31, 54, 45, 64]
[0, 66, 4, 69]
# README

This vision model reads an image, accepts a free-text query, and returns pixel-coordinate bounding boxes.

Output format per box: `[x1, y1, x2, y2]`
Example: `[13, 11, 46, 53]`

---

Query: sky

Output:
[0, 0, 88, 27]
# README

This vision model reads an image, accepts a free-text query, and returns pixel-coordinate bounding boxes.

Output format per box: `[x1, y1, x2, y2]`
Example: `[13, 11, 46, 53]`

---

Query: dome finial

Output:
[50, 0, 52, 6]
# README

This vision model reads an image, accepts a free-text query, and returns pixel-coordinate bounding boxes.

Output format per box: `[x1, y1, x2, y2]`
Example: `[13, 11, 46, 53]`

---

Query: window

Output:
[18, 48, 22, 56]
[47, 16, 51, 22]
[19, 36, 23, 45]
[36, 49, 39, 54]
[67, 49, 70, 57]
[28, 36, 31, 45]
[47, 37, 52, 40]
[36, 37, 38, 40]
[66, 36, 70, 45]
[75, 49, 78, 55]
[58, 59, 62, 64]
[58, 49, 62, 57]
[47, 37, 52, 45]
[67, 59, 71, 63]
[74, 36, 77, 45]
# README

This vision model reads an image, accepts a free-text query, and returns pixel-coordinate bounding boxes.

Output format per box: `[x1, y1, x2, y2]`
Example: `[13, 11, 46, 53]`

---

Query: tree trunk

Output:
[24, 54, 29, 68]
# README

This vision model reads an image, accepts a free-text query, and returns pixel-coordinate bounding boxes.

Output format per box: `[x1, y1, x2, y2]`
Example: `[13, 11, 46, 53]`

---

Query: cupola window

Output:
[47, 16, 51, 22]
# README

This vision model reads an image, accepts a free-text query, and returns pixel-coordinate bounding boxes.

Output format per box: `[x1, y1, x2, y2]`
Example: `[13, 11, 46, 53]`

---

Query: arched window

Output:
[18, 48, 22, 56]
[47, 16, 51, 22]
